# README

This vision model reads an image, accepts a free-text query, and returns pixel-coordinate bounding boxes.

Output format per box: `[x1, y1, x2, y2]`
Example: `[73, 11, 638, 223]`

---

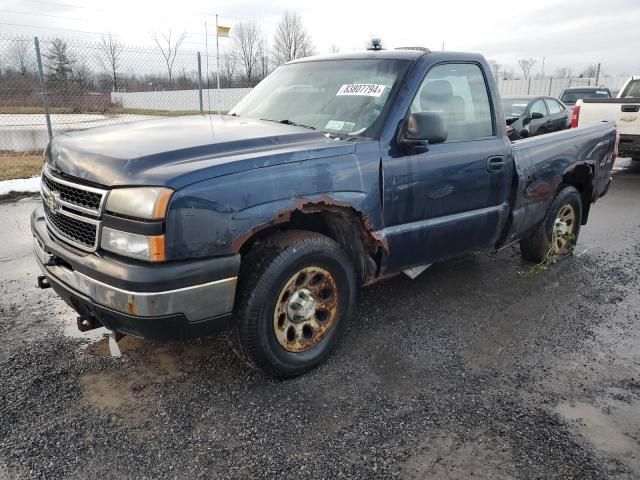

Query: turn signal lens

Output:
[101, 227, 166, 262]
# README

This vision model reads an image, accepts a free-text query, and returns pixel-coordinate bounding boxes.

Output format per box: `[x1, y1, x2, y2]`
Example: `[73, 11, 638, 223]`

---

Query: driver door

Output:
[381, 63, 512, 271]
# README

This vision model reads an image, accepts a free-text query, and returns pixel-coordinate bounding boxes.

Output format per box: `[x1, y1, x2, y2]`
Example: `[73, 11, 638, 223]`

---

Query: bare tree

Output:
[258, 39, 270, 80]
[152, 29, 187, 85]
[488, 59, 501, 80]
[233, 21, 262, 85]
[11, 40, 31, 75]
[99, 33, 123, 91]
[504, 68, 517, 80]
[328, 44, 340, 54]
[271, 11, 315, 66]
[219, 50, 238, 86]
[580, 64, 597, 78]
[517, 58, 537, 80]
[73, 57, 92, 91]
[555, 67, 573, 78]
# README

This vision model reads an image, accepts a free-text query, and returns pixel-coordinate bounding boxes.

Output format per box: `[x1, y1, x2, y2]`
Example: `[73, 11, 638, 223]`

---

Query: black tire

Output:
[228, 230, 356, 378]
[520, 186, 582, 263]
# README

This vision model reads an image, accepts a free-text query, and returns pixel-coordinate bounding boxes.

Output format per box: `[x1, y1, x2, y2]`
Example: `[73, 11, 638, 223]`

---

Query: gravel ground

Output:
[1, 160, 639, 479]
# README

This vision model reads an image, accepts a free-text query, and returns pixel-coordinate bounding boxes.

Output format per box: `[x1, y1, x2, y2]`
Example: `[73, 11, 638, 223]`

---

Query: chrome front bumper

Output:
[34, 236, 237, 322]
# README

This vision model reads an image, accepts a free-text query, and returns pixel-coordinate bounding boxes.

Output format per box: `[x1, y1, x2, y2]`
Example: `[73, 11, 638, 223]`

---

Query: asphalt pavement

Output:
[1, 159, 639, 479]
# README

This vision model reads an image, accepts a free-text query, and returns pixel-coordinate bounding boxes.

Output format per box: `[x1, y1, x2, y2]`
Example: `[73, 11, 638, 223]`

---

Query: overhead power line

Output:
[0, 8, 87, 22]
[20, 0, 278, 28]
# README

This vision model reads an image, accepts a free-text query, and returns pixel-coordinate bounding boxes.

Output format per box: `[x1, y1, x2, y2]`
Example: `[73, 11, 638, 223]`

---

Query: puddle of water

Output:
[58, 308, 107, 343]
[555, 400, 640, 470]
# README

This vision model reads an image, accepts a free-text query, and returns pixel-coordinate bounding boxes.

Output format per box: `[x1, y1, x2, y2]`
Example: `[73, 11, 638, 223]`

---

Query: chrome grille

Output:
[41, 166, 107, 252]
[43, 202, 98, 249]
[41, 167, 106, 215]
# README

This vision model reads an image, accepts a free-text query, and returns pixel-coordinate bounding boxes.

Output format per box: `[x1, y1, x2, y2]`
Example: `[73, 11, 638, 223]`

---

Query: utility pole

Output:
[595, 62, 601, 85]
[541, 56, 546, 77]
[216, 14, 221, 114]
[197, 52, 203, 114]
[34, 37, 53, 142]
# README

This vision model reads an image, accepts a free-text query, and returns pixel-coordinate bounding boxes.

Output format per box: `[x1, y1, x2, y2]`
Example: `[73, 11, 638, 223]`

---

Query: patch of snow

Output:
[0, 176, 41, 195]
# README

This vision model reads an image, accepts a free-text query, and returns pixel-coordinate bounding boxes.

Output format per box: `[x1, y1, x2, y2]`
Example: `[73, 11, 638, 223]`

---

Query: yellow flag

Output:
[217, 26, 230, 38]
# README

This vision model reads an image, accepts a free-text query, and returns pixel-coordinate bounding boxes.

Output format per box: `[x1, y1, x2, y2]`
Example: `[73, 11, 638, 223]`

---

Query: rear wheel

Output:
[520, 186, 582, 263]
[228, 230, 356, 378]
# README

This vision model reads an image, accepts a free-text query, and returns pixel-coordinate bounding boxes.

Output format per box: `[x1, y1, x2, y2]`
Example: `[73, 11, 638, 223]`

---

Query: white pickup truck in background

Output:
[572, 76, 640, 160]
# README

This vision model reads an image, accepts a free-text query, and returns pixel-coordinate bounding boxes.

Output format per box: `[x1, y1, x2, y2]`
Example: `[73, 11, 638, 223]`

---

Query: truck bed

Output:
[503, 122, 617, 245]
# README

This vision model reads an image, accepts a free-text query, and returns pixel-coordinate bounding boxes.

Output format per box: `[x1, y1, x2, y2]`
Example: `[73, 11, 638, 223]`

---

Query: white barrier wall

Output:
[111, 88, 252, 113]
[496, 76, 630, 98]
[110, 76, 631, 115]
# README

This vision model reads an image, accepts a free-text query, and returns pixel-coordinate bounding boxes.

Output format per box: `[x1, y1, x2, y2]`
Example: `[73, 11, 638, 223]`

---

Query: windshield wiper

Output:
[260, 118, 316, 130]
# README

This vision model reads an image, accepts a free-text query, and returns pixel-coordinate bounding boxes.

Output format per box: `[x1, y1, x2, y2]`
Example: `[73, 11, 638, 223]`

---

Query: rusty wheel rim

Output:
[552, 204, 576, 254]
[273, 266, 338, 353]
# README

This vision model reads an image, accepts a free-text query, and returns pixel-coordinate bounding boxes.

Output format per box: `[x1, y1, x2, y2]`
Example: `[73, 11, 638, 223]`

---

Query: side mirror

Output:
[531, 112, 544, 120]
[402, 112, 448, 146]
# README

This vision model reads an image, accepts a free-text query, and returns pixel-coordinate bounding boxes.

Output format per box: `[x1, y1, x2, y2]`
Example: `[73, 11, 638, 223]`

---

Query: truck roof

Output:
[562, 86, 609, 91]
[287, 49, 485, 64]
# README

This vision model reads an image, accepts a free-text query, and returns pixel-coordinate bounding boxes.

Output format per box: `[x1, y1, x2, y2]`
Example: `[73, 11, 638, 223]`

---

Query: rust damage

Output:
[231, 194, 388, 255]
[127, 296, 137, 316]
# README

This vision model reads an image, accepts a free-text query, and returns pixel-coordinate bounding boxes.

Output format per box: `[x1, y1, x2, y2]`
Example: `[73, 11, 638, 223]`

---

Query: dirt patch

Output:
[80, 336, 213, 424]
[555, 399, 640, 473]
[0, 152, 43, 181]
[0, 191, 39, 203]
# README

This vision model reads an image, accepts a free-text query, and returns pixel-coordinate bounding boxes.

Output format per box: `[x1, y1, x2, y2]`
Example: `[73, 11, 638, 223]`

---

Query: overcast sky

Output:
[2, 0, 639, 75]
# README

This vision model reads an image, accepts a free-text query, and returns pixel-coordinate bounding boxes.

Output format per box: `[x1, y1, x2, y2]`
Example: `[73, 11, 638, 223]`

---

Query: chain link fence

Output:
[0, 33, 252, 152]
[0, 32, 634, 154]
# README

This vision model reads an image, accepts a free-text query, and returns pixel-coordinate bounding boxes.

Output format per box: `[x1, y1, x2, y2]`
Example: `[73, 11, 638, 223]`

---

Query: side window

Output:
[410, 63, 493, 142]
[530, 99, 547, 117]
[622, 80, 640, 98]
[545, 99, 563, 114]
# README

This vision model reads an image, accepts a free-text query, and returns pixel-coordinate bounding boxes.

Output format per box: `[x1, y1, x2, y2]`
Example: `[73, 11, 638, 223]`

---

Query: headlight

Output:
[101, 227, 165, 262]
[106, 187, 173, 220]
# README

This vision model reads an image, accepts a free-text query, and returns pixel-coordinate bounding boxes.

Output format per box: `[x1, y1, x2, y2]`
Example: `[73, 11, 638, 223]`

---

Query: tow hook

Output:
[77, 315, 99, 332]
[37, 275, 51, 289]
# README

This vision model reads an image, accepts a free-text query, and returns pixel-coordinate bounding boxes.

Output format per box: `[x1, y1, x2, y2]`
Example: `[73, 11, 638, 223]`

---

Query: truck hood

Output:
[47, 115, 355, 189]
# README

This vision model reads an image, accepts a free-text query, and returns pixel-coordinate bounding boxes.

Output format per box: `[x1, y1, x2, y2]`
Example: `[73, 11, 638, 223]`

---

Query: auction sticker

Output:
[336, 84, 386, 97]
[325, 120, 356, 131]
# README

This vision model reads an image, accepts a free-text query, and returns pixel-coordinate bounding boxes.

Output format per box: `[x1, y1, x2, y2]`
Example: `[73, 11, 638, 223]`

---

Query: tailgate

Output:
[617, 103, 640, 136]
[580, 99, 640, 136]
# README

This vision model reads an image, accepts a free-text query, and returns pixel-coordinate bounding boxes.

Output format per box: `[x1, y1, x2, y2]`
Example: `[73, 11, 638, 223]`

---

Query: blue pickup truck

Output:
[32, 48, 616, 377]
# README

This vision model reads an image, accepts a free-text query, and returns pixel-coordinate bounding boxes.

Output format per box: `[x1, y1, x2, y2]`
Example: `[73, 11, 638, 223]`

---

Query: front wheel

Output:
[520, 186, 582, 263]
[228, 230, 356, 378]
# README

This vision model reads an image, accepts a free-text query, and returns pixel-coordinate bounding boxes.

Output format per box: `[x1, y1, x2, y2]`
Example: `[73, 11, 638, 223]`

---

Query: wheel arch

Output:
[235, 198, 386, 285]
[561, 162, 594, 225]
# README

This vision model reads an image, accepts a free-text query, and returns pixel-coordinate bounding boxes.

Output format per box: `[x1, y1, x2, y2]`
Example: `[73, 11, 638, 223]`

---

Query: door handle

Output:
[487, 156, 506, 173]
[621, 104, 639, 113]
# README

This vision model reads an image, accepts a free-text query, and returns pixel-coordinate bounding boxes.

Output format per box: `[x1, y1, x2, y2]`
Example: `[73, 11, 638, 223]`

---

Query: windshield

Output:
[502, 99, 529, 118]
[561, 89, 610, 104]
[230, 59, 410, 137]
[620, 80, 640, 98]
